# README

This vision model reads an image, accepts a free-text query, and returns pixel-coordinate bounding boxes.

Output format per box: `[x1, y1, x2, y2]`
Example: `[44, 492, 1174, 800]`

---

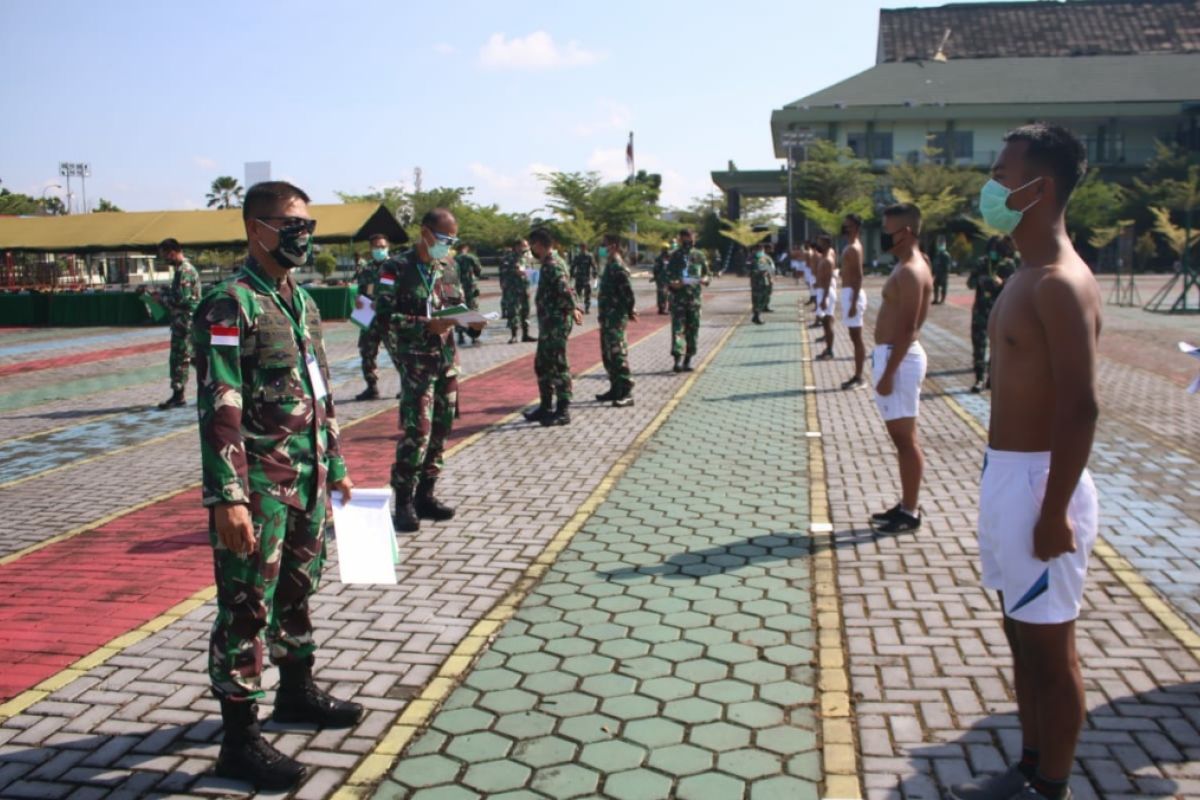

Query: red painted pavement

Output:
[0, 308, 673, 701]
[0, 340, 169, 378]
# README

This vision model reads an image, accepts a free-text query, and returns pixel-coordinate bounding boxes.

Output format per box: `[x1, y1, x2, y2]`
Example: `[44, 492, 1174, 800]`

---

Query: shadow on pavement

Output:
[600, 533, 815, 580]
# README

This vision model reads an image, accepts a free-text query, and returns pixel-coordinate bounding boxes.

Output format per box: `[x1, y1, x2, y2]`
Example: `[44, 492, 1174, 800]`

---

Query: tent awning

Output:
[0, 203, 408, 253]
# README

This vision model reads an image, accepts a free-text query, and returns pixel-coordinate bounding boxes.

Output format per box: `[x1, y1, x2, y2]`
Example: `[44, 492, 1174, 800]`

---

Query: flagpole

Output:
[627, 131, 638, 265]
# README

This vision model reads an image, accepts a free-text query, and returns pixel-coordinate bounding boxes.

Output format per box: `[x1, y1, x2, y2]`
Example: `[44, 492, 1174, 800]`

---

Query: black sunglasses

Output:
[258, 216, 317, 235]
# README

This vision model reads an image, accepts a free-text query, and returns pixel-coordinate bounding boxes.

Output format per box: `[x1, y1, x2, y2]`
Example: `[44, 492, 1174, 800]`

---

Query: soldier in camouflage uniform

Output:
[595, 234, 638, 407]
[652, 245, 671, 314]
[455, 243, 484, 345]
[749, 242, 773, 325]
[524, 228, 582, 426]
[354, 233, 392, 400]
[386, 208, 481, 532]
[967, 235, 1018, 393]
[192, 182, 361, 791]
[501, 240, 536, 343]
[571, 247, 598, 314]
[666, 228, 711, 372]
[931, 237, 952, 305]
[156, 238, 201, 409]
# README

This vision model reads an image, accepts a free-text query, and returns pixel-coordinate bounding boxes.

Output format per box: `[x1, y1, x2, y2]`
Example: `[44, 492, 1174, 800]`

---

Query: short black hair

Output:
[421, 207, 455, 230]
[458, 242, 471, 252]
[368, 233, 389, 244]
[816, 234, 832, 247]
[158, 238, 181, 252]
[678, 227, 694, 237]
[844, 213, 863, 228]
[883, 202, 922, 234]
[528, 227, 553, 247]
[242, 181, 310, 221]
[1002, 123, 1087, 206]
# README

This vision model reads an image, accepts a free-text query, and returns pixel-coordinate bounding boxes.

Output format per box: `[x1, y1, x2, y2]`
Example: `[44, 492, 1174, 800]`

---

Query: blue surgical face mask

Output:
[979, 177, 1042, 234]
[430, 242, 450, 260]
[598, 246, 609, 259]
[371, 247, 388, 262]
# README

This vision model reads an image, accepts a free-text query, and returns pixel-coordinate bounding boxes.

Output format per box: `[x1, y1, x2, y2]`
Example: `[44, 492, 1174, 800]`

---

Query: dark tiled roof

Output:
[878, 0, 1200, 62]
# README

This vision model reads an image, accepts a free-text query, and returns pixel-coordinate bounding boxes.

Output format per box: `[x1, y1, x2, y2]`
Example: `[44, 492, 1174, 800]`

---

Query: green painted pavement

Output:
[374, 313, 819, 800]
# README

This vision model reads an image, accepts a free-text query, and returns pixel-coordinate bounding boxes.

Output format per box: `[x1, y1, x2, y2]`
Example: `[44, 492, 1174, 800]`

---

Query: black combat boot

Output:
[595, 386, 617, 402]
[524, 388, 554, 424]
[457, 328, 466, 345]
[216, 699, 305, 790]
[682, 356, 694, 372]
[393, 487, 420, 533]
[508, 328, 518, 344]
[414, 478, 455, 521]
[752, 312, 762, 325]
[158, 389, 185, 410]
[612, 386, 634, 408]
[273, 657, 364, 729]
[545, 396, 571, 426]
[521, 324, 537, 343]
[354, 385, 380, 401]
[672, 355, 683, 373]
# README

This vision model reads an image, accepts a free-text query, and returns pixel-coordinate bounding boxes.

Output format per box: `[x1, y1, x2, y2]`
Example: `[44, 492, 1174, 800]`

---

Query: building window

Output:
[871, 133, 894, 161]
[847, 132, 867, 159]
[927, 131, 974, 161]
[847, 132, 893, 161]
[1081, 132, 1125, 164]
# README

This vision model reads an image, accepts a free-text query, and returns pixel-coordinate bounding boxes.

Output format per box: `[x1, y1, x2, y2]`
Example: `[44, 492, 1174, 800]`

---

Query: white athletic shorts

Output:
[978, 449, 1098, 624]
[805, 267, 815, 287]
[841, 287, 867, 329]
[815, 288, 835, 319]
[871, 342, 926, 421]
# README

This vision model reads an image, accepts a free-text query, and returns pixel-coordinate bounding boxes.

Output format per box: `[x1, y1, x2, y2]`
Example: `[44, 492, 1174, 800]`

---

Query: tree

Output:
[313, 251, 337, 281]
[206, 176, 244, 209]
[887, 148, 984, 244]
[94, 198, 123, 213]
[949, 232, 974, 271]
[794, 139, 875, 235]
[539, 170, 659, 240]
[0, 189, 42, 215]
[718, 218, 770, 250]
[1066, 171, 1126, 245]
[1149, 206, 1200, 262]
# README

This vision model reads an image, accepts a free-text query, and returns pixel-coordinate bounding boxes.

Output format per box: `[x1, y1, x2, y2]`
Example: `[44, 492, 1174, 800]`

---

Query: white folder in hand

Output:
[331, 489, 398, 584]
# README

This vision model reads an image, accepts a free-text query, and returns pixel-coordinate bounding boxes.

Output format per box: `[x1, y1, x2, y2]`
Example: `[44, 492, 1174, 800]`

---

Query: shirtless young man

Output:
[840, 214, 867, 389]
[805, 242, 820, 318]
[868, 203, 933, 534]
[950, 124, 1098, 800]
[813, 235, 837, 360]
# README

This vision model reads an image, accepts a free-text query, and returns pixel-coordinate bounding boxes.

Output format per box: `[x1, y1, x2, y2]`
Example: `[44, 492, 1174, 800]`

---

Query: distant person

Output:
[813, 235, 836, 359]
[155, 238, 201, 409]
[931, 235, 952, 304]
[749, 241, 773, 324]
[968, 235, 1018, 392]
[951, 123, 1098, 800]
[595, 233, 638, 407]
[524, 228, 582, 424]
[454, 242, 483, 346]
[651, 245, 671, 314]
[839, 214, 867, 389]
[501, 240, 536, 343]
[868, 203, 933, 534]
[666, 228, 711, 372]
[571, 246, 598, 314]
[354, 233, 392, 400]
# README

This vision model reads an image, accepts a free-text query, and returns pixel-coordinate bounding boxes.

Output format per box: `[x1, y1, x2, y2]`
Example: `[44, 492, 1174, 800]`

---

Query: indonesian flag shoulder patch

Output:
[210, 325, 239, 347]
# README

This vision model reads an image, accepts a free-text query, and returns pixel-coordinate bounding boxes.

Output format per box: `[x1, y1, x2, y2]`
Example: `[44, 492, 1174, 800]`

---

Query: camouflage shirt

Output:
[535, 252, 578, 326]
[456, 252, 483, 297]
[968, 256, 1016, 309]
[666, 247, 710, 304]
[356, 259, 386, 299]
[571, 252, 598, 284]
[387, 249, 463, 375]
[652, 253, 670, 284]
[163, 259, 201, 317]
[597, 255, 635, 320]
[192, 258, 346, 511]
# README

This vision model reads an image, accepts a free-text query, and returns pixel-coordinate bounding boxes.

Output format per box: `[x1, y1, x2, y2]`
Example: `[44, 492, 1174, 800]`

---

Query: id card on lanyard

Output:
[417, 262, 435, 319]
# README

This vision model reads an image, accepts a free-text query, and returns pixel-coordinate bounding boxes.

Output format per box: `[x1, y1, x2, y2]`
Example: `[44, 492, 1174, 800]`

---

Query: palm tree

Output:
[206, 176, 244, 209]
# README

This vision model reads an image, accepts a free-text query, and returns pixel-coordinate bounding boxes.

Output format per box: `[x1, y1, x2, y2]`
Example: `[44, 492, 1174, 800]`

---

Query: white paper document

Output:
[1180, 342, 1200, 394]
[433, 305, 496, 326]
[682, 277, 702, 286]
[331, 489, 398, 584]
[350, 297, 375, 330]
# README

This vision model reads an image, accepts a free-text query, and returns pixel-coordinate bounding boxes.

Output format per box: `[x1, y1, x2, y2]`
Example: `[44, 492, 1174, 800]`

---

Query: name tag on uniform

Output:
[306, 352, 328, 401]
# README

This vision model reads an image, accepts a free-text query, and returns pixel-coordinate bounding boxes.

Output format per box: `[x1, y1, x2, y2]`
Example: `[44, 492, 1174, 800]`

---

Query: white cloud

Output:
[572, 100, 632, 137]
[479, 31, 604, 71]
[468, 161, 555, 213]
[193, 156, 217, 170]
[433, 42, 457, 56]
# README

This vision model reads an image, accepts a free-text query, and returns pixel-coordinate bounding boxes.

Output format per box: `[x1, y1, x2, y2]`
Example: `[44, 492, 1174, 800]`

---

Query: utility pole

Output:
[780, 129, 814, 247]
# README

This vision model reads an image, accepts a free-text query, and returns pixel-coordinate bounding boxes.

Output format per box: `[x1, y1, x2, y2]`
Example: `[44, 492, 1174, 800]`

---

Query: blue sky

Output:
[1, 0, 969, 214]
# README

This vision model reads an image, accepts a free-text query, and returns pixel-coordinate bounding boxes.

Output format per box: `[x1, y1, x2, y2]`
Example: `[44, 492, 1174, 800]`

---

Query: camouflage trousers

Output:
[971, 304, 992, 381]
[750, 275, 770, 313]
[535, 324, 573, 401]
[600, 319, 632, 395]
[575, 280, 592, 311]
[505, 287, 530, 334]
[392, 356, 458, 498]
[209, 492, 326, 701]
[655, 282, 669, 313]
[933, 271, 949, 304]
[168, 313, 194, 393]
[670, 299, 701, 357]
[358, 315, 389, 388]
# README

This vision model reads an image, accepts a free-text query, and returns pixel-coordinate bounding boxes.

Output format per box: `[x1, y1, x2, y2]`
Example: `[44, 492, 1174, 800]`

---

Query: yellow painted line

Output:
[4, 411, 124, 444]
[933, 380, 1200, 666]
[332, 315, 744, 800]
[0, 586, 216, 720]
[799, 301, 864, 800]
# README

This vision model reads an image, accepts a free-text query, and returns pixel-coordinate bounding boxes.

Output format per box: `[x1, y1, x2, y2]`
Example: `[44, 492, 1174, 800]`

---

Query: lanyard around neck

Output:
[244, 265, 308, 344]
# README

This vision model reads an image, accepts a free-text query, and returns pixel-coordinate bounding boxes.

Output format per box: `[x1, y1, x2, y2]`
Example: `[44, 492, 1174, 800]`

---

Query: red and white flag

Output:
[626, 131, 635, 176]
[210, 325, 239, 347]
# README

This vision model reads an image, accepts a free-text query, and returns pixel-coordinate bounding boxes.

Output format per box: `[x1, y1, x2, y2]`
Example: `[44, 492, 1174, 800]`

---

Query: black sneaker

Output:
[971, 380, 985, 394]
[157, 392, 185, 410]
[841, 376, 865, 391]
[612, 396, 634, 408]
[681, 356, 694, 372]
[870, 504, 903, 525]
[595, 388, 617, 402]
[874, 508, 921, 534]
[815, 350, 834, 361]
[354, 386, 380, 401]
[524, 405, 553, 424]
